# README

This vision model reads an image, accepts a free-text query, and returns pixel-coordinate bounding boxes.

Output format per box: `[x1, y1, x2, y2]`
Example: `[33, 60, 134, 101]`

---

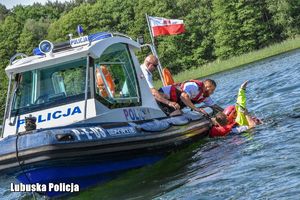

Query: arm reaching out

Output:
[151, 88, 180, 110]
[180, 92, 209, 116]
[210, 104, 224, 112]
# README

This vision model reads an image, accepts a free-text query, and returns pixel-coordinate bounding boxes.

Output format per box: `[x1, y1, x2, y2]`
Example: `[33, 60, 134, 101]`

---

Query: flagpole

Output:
[145, 13, 165, 86]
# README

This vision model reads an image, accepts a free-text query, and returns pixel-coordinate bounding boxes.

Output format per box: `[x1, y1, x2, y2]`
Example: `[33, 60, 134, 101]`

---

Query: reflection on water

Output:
[1, 49, 300, 200]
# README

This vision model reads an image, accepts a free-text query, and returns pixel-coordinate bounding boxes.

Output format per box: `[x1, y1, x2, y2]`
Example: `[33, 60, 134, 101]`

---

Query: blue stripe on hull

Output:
[17, 155, 163, 197]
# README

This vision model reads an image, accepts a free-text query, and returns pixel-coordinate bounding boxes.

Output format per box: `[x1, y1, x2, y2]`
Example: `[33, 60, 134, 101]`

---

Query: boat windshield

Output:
[11, 58, 87, 116]
[94, 43, 141, 108]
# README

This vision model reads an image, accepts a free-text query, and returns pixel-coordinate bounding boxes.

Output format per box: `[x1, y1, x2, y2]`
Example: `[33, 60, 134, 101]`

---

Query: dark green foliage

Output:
[267, 0, 300, 38]
[18, 18, 51, 55]
[0, 15, 24, 121]
[59, 66, 86, 96]
[48, 0, 135, 42]
[0, 67, 7, 123]
[0, 4, 10, 22]
[0, 0, 299, 122]
[213, 0, 275, 58]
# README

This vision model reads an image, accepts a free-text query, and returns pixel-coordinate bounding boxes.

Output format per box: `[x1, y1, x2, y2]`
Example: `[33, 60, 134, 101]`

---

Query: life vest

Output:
[95, 65, 115, 97]
[169, 84, 180, 102]
[209, 121, 236, 137]
[169, 80, 208, 104]
[184, 80, 207, 103]
[162, 68, 175, 86]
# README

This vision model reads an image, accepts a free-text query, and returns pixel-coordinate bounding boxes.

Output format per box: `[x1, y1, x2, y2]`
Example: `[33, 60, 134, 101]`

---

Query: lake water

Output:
[1, 49, 300, 199]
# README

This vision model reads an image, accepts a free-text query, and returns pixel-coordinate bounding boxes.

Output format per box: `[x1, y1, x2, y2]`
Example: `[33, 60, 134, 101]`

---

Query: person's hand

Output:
[168, 101, 180, 110]
[252, 116, 263, 125]
[195, 107, 210, 117]
[211, 118, 218, 125]
[241, 80, 249, 90]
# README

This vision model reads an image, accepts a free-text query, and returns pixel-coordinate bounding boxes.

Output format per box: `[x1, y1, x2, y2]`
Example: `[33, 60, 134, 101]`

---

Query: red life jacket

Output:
[168, 81, 185, 102]
[169, 80, 208, 103]
[209, 122, 236, 137]
[184, 80, 208, 103]
[169, 84, 179, 102]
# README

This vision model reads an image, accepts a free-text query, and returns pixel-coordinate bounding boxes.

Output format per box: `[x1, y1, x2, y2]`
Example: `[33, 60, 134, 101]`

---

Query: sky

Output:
[1, 0, 72, 9]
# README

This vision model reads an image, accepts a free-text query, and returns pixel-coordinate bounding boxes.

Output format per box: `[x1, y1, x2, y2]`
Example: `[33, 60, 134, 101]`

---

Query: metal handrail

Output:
[9, 53, 28, 65]
[111, 32, 132, 40]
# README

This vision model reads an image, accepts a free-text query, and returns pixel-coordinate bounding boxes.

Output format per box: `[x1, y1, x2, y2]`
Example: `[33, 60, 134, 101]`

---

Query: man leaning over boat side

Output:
[140, 55, 180, 115]
[158, 79, 223, 116]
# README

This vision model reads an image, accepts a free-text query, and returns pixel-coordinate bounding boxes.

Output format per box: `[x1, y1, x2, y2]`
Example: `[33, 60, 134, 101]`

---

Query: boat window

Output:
[94, 43, 141, 108]
[12, 58, 88, 115]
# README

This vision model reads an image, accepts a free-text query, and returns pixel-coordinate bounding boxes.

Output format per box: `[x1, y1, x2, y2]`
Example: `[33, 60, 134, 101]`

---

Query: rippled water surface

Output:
[1, 50, 300, 199]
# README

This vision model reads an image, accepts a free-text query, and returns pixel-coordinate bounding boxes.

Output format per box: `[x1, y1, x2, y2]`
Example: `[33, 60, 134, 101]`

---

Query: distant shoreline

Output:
[155, 36, 300, 86]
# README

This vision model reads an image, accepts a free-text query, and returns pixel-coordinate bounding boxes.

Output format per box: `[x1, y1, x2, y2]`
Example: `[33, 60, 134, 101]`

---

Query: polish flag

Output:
[149, 16, 185, 37]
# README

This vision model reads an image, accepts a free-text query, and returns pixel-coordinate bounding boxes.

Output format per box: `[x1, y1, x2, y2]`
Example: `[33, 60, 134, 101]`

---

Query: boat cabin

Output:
[2, 32, 166, 137]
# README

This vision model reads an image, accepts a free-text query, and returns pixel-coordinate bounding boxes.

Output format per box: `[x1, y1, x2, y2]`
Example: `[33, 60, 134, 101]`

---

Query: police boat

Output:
[0, 29, 211, 196]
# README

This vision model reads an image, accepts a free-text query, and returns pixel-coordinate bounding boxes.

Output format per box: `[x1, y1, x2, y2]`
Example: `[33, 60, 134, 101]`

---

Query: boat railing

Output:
[9, 53, 28, 65]
[111, 32, 132, 40]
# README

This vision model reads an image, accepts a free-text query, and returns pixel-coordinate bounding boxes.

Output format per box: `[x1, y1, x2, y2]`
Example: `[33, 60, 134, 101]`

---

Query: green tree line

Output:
[0, 0, 299, 121]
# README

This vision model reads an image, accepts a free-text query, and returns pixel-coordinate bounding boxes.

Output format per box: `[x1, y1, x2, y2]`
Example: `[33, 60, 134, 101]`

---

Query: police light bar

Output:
[33, 32, 112, 56]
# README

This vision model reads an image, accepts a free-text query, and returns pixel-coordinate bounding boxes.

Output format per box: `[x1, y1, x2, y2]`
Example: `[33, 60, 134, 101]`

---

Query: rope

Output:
[15, 132, 36, 200]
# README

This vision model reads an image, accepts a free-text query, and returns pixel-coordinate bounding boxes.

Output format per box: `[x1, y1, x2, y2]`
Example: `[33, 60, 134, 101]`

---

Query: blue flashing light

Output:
[39, 40, 54, 54]
[33, 47, 44, 56]
[77, 25, 84, 36]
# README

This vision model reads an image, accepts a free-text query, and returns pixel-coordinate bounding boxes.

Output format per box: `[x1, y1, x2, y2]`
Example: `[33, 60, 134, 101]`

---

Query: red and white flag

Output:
[148, 16, 185, 37]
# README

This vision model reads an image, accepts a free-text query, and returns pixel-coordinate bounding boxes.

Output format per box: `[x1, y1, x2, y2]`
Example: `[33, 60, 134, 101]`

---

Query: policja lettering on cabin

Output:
[17, 106, 82, 128]
[123, 108, 151, 121]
